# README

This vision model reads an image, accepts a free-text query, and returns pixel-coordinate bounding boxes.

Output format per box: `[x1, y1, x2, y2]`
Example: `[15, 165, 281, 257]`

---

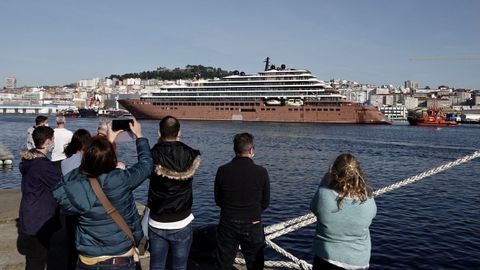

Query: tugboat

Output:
[407, 108, 457, 127]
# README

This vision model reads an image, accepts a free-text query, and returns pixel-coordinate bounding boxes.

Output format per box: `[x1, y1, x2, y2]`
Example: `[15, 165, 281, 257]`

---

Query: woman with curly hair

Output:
[310, 153, 376, 270]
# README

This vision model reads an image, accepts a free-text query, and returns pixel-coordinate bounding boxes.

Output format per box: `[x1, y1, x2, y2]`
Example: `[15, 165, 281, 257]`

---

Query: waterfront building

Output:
[380, 105, 407, 120]
[369, 94, 387, 107]
[5, 77, 16, 89]
[425, 98, 450, 108]
[404, 96, 419, 110]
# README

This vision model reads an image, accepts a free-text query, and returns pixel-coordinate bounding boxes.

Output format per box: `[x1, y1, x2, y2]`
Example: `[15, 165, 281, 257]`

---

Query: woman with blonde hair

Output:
[310, 153, 376, 270]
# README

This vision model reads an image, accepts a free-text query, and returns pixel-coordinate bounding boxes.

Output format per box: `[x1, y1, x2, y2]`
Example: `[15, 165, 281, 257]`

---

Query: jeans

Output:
[76, 257, 136, 270]
[148, 223, 193, 270]
[214, 218, 265, 270]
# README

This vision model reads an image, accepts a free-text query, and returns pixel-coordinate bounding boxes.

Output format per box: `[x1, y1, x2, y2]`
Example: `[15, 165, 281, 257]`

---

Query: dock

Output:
[0, 189, 251, 270]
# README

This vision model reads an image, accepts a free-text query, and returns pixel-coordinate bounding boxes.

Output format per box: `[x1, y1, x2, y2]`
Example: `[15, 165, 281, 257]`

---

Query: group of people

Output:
[18, 114, 376, 270]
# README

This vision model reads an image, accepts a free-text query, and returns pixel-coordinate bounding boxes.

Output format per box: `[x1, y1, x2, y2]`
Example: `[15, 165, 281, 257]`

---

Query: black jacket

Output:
[19, 149, 61, 235]
[215, 156, 270, 222]
[148, 141, 201, 223]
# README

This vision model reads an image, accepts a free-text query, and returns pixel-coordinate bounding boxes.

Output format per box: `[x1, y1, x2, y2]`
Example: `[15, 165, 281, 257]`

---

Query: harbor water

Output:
[0, 115, 479, 269]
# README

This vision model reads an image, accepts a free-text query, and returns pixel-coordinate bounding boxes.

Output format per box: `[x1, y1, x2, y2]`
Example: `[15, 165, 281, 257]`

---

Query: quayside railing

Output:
[234, 150, 480, 270]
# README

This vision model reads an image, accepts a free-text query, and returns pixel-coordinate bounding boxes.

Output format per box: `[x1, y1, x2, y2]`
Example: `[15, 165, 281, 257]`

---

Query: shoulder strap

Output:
[88, 177, 136, 245]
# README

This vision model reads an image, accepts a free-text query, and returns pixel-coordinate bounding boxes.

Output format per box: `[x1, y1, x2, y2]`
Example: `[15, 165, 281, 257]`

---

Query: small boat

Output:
[98, 108, 128, 118]
[265, 98, 282, 105]
[407, 108, 457, 127]
[79, 108, 98, 118]
[286, 99, 303, 106]
[59, 109, 80, 118]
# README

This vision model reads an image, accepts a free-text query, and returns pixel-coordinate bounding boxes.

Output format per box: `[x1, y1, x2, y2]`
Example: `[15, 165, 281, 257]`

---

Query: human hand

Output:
[116, 161, 126, 170]
[129, 118, 143, 138]
[107, 122, 122, 143]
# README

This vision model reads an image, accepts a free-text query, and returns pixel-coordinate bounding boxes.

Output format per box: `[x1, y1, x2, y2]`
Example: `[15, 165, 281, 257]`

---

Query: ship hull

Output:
[79, 108, 98, 118]
[119, 99, 390, 124]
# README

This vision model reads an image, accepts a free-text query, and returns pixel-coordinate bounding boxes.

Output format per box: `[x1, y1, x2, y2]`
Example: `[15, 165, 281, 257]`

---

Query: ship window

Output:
[289, 108, 292, 111]
[294, 109, 299, 111]
[306, 109, 310, 111]
[323, 108, 328, 111]
[335, 108, 340, 111]
[241, 108, 255, 112]
[261, 108, 265, 111]
[329, 108, 334, 111]
[272, 108, 276, 111]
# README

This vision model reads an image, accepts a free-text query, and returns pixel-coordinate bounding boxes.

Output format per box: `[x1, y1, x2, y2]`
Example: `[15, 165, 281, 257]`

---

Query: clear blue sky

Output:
[1, 0, 479, 88]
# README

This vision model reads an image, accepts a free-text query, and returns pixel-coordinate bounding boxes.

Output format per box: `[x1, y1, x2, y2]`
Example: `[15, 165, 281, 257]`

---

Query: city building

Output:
[380, 105, 407, 120]
[405, 80, 419, 90]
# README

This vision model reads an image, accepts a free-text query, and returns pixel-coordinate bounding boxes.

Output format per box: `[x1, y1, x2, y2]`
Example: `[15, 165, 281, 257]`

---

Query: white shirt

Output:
[149, 214, 194, 230]
[51, 128, 73, 162]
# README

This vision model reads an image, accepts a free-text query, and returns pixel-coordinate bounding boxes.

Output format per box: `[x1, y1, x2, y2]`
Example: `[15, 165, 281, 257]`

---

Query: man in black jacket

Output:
[214, 133, 270, 270]
[148, 116, 201, 270]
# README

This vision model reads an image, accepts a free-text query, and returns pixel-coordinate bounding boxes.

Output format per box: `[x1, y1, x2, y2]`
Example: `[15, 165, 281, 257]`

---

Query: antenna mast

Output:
[264, 57, 270, 71]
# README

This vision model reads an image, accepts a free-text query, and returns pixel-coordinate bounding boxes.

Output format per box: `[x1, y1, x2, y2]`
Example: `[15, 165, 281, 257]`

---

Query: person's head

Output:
[35, 115, 48, 127]
[328, 153, 372, 208]
[233, 133, 254, 157]
[159, 115, 180, 141]
[97, 118, 110, 136]
[32, 126, 54, 150]
[56, 115, 66, 126]
[80, 137, 117, 177]
[64, 129, 92, 158]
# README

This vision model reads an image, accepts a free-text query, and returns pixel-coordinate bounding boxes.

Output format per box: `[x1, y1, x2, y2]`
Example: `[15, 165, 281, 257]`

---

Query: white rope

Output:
[234, 150, 480, 269]
[373, 150, 480, 197]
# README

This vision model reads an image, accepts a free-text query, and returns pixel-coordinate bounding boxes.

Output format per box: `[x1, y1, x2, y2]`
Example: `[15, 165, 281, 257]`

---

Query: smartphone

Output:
[111, 119, 133, 132]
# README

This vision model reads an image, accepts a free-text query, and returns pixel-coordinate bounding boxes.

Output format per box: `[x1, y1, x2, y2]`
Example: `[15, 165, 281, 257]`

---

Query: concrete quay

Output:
[0, 189, 152, 270]
[0, 189, 251, 270]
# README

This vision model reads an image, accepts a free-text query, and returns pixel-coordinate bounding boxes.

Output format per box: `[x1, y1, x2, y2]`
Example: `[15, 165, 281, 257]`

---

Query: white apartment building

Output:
[78, 78, 100, 88]
[125, 78, 142, 86]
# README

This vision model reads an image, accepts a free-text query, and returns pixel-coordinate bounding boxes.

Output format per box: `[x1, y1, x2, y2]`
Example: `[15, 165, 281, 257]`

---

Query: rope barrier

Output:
[234, 150, 480, 269]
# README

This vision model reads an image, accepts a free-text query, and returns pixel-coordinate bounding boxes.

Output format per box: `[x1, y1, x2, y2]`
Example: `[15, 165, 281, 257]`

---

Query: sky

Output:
[1, 0, 479, 89]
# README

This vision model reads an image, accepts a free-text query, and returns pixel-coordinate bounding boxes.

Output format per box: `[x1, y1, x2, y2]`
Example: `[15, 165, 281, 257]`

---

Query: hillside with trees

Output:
[108, 65, 233, 81]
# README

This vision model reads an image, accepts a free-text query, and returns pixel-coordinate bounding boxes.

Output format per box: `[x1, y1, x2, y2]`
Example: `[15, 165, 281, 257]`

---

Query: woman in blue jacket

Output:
[310, 153, 376, 270]
[53, 119, 153, 270]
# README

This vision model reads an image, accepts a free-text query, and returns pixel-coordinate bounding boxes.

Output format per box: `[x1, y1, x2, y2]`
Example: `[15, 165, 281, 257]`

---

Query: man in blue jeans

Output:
[214, 133, 270, 270]
[148, 116, 201, 270]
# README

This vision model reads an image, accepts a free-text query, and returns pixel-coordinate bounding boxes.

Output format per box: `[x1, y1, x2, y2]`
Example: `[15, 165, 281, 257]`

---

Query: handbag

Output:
[88, 177, 143, 270]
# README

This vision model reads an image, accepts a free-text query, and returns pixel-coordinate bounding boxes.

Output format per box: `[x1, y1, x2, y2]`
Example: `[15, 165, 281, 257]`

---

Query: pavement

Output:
[0, 189, 249, 270]
[0, 189, 24, 270]
[0, 189, 152, 270]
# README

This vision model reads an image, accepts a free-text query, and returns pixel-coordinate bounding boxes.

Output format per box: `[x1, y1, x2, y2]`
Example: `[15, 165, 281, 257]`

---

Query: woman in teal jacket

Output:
[310, 153, 376, 270]
[53, 119, 153, 270]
